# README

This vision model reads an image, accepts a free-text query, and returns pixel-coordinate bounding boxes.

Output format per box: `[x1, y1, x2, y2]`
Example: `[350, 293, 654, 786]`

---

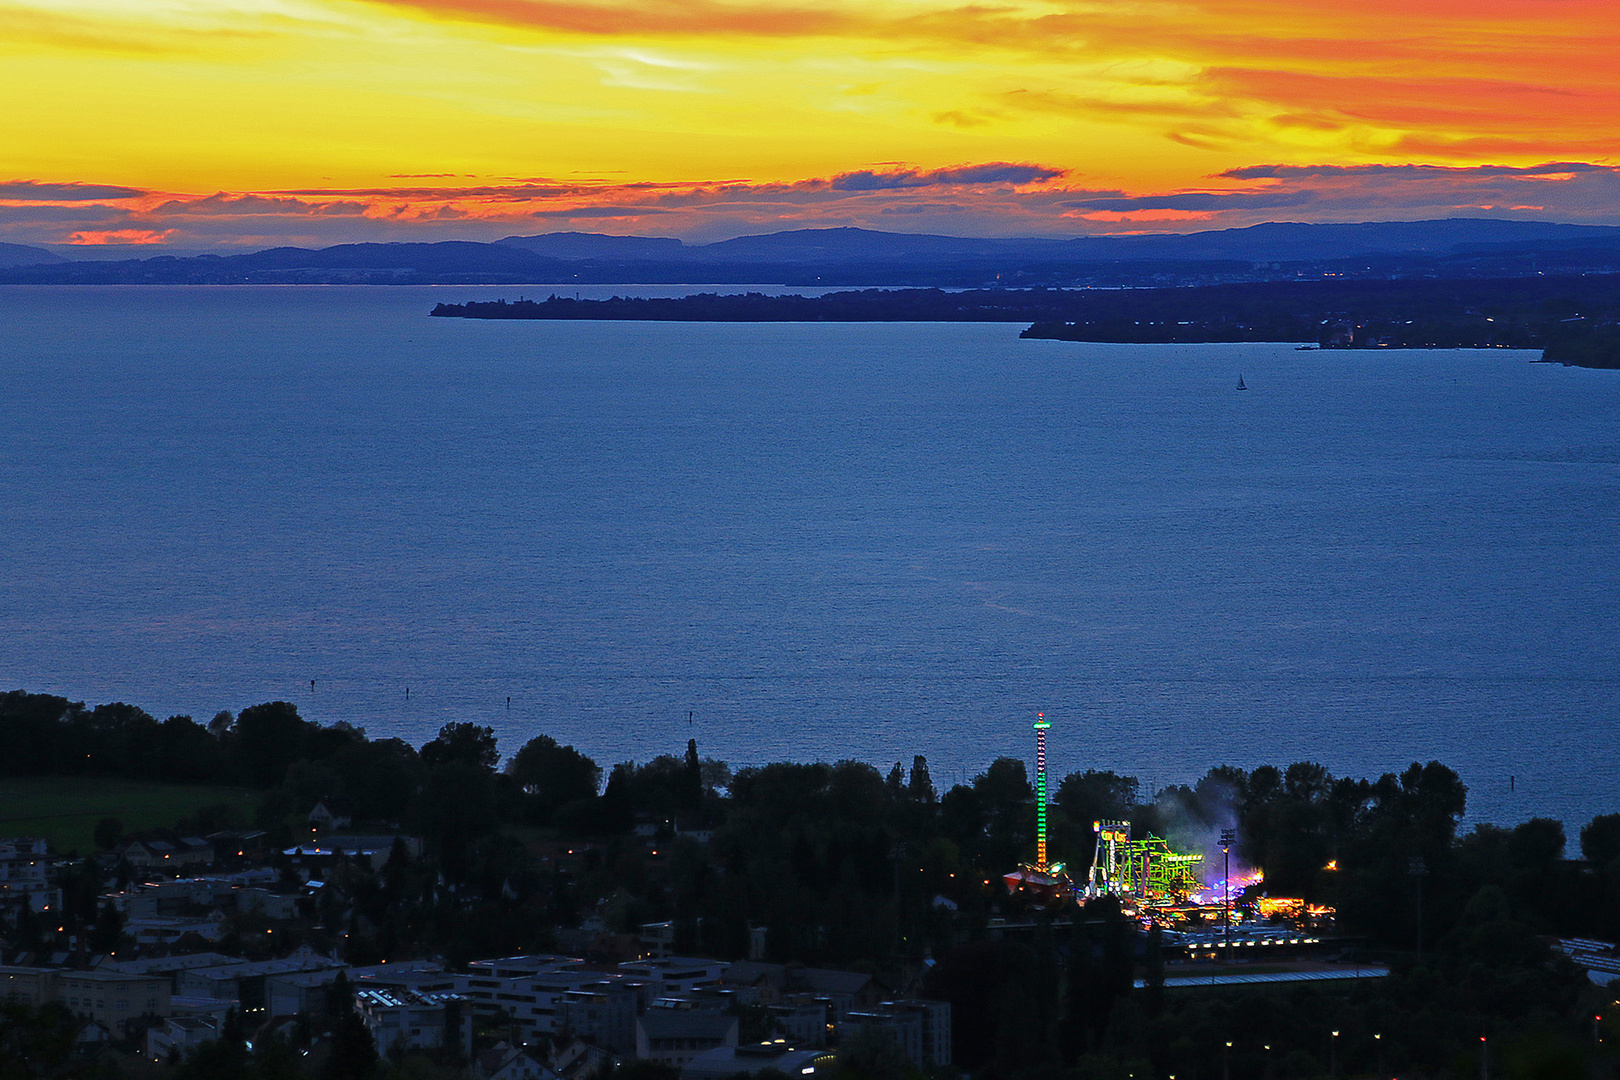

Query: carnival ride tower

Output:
[1033, 712, 1051, 870]
[1003, 712, 1071, 903]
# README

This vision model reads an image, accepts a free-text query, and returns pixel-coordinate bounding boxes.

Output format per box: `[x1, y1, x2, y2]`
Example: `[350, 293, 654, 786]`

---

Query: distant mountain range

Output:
[0, 242, 65, 269]
[4, 219, 1620, 286]
[498, 219, 1620, 265]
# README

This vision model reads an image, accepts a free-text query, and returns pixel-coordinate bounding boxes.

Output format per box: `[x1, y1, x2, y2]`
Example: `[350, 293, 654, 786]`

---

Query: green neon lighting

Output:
[1034, 714, 1049, 869]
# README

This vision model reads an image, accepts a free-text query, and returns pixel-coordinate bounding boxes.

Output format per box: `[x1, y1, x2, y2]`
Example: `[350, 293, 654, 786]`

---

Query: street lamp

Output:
[1220, 828, 1236, 960]
[1408, 856, 1428, 956]
[1223, 1040, 1232, 1080]
[1373, 1032, 1383, 1076]
[1330, 1030, 1339, 1077]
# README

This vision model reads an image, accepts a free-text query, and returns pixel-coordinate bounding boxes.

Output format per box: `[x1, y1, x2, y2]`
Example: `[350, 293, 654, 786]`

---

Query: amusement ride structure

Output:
[1003, 712, 1207, 911]
[1085, 821, 1204, 904]
[999, 714, 1333, 946]
[1001, 713, 1071, 903]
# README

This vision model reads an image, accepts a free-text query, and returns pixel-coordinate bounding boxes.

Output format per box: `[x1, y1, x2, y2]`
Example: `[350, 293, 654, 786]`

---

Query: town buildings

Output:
[0, 834, 952, 1075]
[0, 964, 170, 1037]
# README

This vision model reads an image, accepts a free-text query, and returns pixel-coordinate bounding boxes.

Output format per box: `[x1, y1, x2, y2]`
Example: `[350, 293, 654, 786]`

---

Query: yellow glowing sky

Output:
[3, 0, 1619, 245]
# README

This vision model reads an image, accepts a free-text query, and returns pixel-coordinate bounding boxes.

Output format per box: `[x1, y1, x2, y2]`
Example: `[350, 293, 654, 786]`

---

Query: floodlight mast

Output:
[1034, 713, 1051, 870]
[1220, 827, 1236, 959]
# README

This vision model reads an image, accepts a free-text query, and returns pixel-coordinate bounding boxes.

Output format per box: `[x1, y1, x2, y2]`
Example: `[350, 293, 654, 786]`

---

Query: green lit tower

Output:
[1033, 712, 1051, 870]
[1003, 710, 1069, 903]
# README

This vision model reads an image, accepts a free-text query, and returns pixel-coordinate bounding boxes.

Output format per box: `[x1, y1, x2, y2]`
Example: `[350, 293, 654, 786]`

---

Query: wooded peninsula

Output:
[430, 276, 1620, 366]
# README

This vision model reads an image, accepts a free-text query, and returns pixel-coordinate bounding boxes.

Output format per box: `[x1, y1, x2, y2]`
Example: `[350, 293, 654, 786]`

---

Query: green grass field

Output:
[0, 776, 260, 855]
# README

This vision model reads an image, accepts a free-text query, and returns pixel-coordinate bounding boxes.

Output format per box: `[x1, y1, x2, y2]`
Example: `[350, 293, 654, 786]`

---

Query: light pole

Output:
[1480, 1035, 1488, 1080]
[1223, 1040, 1232, 1080]
[1409, 856, 1428, 957]
[1220, 827, 1236, 961]
[1330, 1030, 1339, 1077]
[1373, 1032, 1383, 1077]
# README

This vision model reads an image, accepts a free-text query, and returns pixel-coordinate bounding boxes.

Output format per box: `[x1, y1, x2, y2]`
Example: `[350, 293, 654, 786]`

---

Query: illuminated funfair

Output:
[1086, 822, 1204, 906]
[1002, 714, 1072, 904]
[1000, 714, 1217, 914]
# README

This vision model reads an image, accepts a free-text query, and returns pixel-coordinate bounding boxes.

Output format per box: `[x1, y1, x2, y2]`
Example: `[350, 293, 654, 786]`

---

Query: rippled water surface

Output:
[2, 285, 1616, 828]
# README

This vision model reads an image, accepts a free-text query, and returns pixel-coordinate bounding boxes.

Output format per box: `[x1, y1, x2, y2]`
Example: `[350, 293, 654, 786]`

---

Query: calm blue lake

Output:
[2, 285, 1616, 830]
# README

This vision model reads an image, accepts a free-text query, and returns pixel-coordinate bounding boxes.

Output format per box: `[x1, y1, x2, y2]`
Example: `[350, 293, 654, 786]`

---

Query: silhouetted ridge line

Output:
[10, 218, 1620, 285]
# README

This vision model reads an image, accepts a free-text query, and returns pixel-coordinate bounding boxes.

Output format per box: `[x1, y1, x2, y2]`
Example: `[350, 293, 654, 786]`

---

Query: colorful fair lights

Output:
[1033, 713, 1050, 870]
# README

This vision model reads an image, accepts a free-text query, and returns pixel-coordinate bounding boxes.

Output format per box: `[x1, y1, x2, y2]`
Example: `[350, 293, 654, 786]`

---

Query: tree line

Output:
[5, 689, 1619, 1077]
[5, 690, 1618, 950]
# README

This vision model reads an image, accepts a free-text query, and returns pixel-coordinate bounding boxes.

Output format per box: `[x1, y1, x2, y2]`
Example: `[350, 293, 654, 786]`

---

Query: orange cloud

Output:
[1204, 67, 1620, 138]
[68, 228, 173, 245]
[4, 0, 1620, 218]
[1070, 209, 1217, 223]
[2, 160, 1617, 253]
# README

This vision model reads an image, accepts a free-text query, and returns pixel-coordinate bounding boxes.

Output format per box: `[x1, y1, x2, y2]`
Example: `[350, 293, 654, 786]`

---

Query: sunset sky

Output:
[4, 0, 1619, 248]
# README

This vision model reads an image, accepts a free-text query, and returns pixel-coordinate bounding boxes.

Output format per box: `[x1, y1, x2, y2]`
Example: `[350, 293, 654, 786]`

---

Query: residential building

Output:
[0, 839, 49, 859]
[123, 912, 228, 948]
[616, 957, 725, 997]
[684, 1042, 834, 1080]
[117, 835, 214, 874]
[556, 981, 638, 1054]
[100, 952, 244, 991]
[716, 964, 885, 1019]
[266, 970, 345, 1018]
[354, 986, 471, 1056]
[105, 872, 300, 923]
[146, 1017, 218, 1062]
[282, 835, 420, 873]
[637, 921, 675, 959]
[307, 799, 354, 832]
[454, 955, 590, 1044]
[351, 961, 457, 996]
[0, 837, 60, 914]
[474, 1043, 556, 1080]
[205, 830, 272, 865]
[546, 1035, 617, 1080]
[635, 1007, 738, 1068]
[794, 968, 885, 1013]
[0, 965, 170, 1037]
[717, 961, 784, 1005]
[767, 1000, 832, 1048]
[174, 950, 339, 1013]
[835, 1000, 951, 1068]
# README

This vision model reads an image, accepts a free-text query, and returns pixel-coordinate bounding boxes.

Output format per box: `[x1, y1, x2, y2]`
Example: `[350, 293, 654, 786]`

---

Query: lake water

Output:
[2, 285, 1616, 830]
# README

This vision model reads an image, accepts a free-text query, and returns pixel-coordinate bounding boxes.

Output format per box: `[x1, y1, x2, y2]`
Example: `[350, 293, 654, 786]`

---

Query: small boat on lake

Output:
[1237, 374, 1248, 390]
